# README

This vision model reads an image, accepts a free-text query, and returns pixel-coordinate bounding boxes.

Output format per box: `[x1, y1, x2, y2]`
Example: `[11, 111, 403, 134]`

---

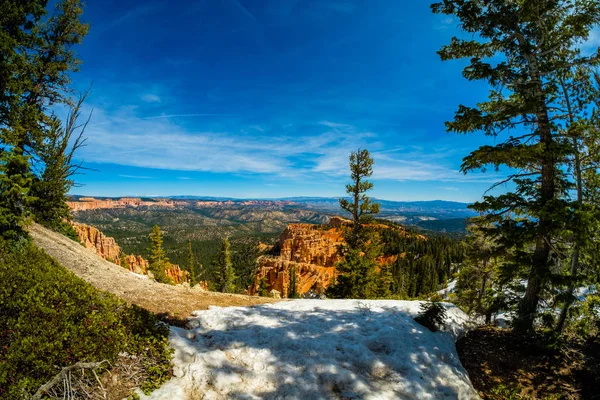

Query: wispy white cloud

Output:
[79, 105, 500, 184]
[434, 15, 455, 30]
[91, 3, 162, 37]
[141, 94, 161, 103]
[119, 174, 155, 179]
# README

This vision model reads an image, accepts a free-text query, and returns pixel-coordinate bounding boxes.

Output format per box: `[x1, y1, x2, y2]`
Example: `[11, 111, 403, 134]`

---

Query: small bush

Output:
[0, 239, 172, 399]
[414, 301, 447, 332]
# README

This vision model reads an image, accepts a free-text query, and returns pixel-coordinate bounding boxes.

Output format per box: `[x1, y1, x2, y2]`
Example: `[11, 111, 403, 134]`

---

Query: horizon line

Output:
[67, 194, 473, 204]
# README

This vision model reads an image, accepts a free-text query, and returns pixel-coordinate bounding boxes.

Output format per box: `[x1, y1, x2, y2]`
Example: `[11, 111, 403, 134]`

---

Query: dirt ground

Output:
[457, 326, 600, 400]
[29, 223, 277, 325]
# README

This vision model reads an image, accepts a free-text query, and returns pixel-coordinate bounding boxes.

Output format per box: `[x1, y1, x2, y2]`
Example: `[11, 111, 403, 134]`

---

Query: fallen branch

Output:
[32, 360, 108, 400]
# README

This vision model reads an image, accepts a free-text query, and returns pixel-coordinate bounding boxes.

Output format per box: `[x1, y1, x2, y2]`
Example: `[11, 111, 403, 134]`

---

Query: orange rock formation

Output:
[72, 222, 122, 264]
[71, 222, 189, 283]
[249, 216, 417, 298]
[250, 222, 345, 297]
[67, 197, 185, 211]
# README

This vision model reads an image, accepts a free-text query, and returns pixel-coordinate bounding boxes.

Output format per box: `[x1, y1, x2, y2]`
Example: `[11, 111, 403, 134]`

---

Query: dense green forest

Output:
[380, 225, 463, 298]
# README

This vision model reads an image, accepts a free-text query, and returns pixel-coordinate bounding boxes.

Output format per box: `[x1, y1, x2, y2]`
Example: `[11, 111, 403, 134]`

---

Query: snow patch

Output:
[437, 280, 457, 299]
[143, 300, 479, 399]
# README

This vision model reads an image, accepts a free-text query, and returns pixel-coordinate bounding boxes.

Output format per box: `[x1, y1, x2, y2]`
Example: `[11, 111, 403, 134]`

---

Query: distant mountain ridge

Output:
[70, 195, 473, 211]
[67, 195, 476, 233]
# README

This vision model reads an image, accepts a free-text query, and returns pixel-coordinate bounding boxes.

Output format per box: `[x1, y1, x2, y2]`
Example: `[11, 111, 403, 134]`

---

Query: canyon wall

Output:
[67, 197, 186, 211]
[249, 219, 350, 297]
[71, 222, 188, 283]
[67, 197, 297, 212]
[72, 222, 122, 264]
[249, 217, 415, 298]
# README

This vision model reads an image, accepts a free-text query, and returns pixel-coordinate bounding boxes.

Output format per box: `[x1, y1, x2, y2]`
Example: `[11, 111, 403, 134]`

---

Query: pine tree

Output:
[231, 242, 261, 290]
[555, 67, 600, 332]
[148, 225, 170, 284]
[30, 92, 90, 234]
[432, 0, 600, 333]
[0, 0, 88, 240]
[288, 264, 298, 299]
[0, 150, 34, 241]
[329, 149, 381, 299]
[339, 149, 380, 247]
[119, 253, 130, 270]
[216, 238, 236, 293]
[456, 218, 504, 322]
[187, 241, 196, 283]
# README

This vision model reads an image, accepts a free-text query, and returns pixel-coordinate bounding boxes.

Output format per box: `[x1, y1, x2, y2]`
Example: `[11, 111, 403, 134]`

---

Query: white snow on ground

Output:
[437, 280, 457, 299]
[143, 300, 479, 400]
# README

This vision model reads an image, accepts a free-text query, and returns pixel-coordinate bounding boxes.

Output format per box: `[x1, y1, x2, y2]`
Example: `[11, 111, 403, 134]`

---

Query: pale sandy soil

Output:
[28, 223, 277, 323]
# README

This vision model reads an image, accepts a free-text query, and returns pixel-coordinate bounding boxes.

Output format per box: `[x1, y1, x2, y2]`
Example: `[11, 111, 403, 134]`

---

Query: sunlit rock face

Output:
[250, 221, 346, 297]
[71, 222, 188, 283]
[249, 216, 418, 298]
[72, 222, 122, 264]
[67, 197, 184, 211]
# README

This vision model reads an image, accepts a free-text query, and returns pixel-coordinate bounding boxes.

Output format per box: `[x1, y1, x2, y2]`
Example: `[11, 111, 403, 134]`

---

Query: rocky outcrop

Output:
[250, 222, 345, 297]
[67, 197, 299, 212]
[252, 257, 337, 298]
[67, 197, 185, 211]
[72, 222, 122, 264]
[122, 254, 149, 275]
[279, 224, 344, 267]
[249, 217, 418, 298]
[71, 222, 189, 283]
[165, 263, 189, 284]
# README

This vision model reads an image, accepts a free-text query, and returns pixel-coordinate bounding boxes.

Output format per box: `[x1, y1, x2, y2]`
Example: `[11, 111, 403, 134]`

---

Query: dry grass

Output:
[28, 223, 278, 325]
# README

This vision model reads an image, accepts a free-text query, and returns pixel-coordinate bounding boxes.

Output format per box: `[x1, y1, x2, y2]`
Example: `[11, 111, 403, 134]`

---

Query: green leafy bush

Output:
[414, 301, 447, 332]
[0, 239, 172, 399]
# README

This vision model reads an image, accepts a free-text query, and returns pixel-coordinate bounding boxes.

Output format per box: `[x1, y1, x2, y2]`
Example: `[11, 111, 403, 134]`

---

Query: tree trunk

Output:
[352, 175, 360, 245]
[514, 58, 555, 334]
[477, 260, 488, 315]
[556, 78, 583, 333]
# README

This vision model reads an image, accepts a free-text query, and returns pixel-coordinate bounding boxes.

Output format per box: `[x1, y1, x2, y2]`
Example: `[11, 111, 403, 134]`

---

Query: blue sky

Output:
[67, 0, 600, 202]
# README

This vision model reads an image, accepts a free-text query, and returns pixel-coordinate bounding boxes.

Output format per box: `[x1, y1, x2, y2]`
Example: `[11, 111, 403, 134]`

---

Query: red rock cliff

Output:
[249, 217, 418, 298]
[72, 222, 122, 264]
[249, 220, 347, 297]
[71, 222, 188, 283]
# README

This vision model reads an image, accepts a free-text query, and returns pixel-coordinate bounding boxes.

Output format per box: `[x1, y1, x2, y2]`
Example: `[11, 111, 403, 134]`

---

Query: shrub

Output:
[0, 239, 172, 399]
[414, 301, 447, 332]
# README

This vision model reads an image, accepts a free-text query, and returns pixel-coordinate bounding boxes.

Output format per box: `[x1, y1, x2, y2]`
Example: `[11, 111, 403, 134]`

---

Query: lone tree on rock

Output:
[329, 149, 381, 299]
[339, 149, 380, 247]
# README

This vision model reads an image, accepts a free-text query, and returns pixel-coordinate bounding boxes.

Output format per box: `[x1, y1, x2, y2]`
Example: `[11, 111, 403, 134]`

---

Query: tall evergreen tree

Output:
[339, 149, 380, 247]
[0, 0, 88, 240]
[288, 264, 298, 299]
[148, 225, 170, 284]
[30, 91, 90, 234]
[216, 238, 236, 293]
[555, 67, 600, 332]
[329, 149, 381, 299]
[432, 0, 600, 333]
[187, 240, 196, 283]
[231, 241, 261, 290]
[456, 218, 504, 322]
